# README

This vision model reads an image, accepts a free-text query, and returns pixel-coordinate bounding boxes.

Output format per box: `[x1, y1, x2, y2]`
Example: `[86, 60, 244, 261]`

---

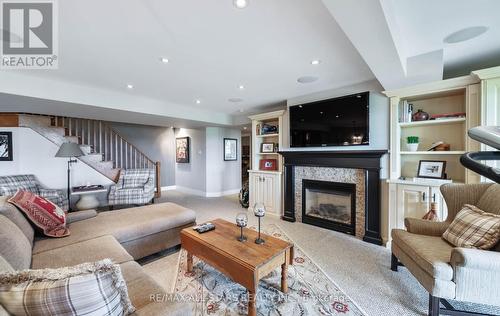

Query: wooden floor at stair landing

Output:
[180, 218, 294, 316]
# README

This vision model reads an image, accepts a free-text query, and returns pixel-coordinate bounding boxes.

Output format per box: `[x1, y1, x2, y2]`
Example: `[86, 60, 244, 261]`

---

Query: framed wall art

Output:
[176, 137, 190, 163]
[0, 132, 13, 161]
[224, 138, 238, 161]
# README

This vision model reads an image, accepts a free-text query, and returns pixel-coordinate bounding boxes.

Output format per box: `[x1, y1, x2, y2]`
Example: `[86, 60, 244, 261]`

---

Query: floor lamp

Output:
[55, 142, 84, 209]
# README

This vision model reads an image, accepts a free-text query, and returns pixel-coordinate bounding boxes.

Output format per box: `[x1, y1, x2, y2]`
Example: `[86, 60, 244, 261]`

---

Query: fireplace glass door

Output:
[302, 179, 356, 234]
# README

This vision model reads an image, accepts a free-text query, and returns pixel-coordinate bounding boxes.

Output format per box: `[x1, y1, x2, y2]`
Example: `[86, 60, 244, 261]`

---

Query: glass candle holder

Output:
[236, 213, 248, 242]
[253, 203, 266, 244]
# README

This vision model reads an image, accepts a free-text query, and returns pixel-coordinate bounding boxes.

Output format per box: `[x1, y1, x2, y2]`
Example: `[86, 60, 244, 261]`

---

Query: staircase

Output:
[18, 114, 161, 198]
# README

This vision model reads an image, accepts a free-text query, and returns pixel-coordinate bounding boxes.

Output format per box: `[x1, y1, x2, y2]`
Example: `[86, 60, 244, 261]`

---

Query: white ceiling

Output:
[385, 0, 500, 78]
[1, 0, 499, 127]
[18, 0, 374, 115]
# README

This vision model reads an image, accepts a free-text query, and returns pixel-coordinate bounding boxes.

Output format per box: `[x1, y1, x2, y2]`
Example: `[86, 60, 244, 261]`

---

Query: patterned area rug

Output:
[173, 224, 366, 315]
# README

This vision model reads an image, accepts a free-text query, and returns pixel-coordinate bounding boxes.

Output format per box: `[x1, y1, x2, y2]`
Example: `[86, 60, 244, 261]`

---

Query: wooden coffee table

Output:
[180, 218, 294, 316]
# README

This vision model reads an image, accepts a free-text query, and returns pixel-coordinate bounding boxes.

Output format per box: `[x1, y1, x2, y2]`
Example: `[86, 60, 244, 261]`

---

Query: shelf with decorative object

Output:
[399, 117, 465, 127]
[248, 110, 286, 217]
[382, 71, 485, 247]
[255, 133, 279, 138]
[400, 151, 466, 155]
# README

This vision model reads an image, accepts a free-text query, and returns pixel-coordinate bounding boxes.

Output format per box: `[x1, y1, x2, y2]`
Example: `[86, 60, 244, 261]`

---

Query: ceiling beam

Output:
[322, 0, 443, 90]
[0, 72, 234, 126]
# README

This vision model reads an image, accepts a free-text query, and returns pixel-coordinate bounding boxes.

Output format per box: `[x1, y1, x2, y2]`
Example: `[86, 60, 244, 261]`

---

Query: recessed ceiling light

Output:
[443, 26, 488, 44]
[229, 98, 243, 103]
[297, 76, 319, 84]
[233, 0, 248, 9]
[127, 84, 134, 89]
[195, 99, 201, 104]
[160, 57, 169, 63]
[311, 60, 321, 65]
[238, 85, 245, 90]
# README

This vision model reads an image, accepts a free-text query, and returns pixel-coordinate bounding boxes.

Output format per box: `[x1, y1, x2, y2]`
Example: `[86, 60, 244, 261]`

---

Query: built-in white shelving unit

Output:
[247, 110, 286, 217]
[382, 74, 484, 247]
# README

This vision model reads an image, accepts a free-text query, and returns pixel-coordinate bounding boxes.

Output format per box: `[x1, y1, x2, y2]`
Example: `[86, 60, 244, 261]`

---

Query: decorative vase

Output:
[253, 203, 266, 244]
[236, 213, 248, 242]
[406, 143, 419, 152]
[412, 109, 430, 121]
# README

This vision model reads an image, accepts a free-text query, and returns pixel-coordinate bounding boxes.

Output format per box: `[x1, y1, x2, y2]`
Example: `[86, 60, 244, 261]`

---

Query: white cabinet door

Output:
[396, 184, 430, 228]
[262, 174, 276, 214]
[249, 173, 262, 209]
[249, 172, 281, 216]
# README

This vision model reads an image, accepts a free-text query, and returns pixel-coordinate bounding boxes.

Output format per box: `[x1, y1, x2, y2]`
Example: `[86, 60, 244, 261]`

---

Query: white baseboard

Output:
[175, 186, 241, 197]
[205, 188, 241, 198]
[175, 186, 207, 197]
[161, 185, 177, 191]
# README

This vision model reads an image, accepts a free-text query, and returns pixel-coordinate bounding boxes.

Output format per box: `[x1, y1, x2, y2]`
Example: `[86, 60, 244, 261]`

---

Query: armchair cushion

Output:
[392, 229, 454, 281]
[442, 204, 500, 250]
[405, 218, 450, 236]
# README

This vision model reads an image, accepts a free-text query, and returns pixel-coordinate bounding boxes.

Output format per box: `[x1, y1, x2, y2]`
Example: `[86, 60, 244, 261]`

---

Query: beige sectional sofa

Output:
[0, 196, 196, 315]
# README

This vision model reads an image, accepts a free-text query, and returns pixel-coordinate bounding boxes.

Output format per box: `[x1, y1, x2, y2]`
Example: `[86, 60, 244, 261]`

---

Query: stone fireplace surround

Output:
[295, 167, 365, 238]
[279, 150, 387, 245]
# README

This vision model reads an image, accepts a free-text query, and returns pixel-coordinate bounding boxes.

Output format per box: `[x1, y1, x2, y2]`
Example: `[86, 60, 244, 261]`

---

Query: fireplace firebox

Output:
[302, 179, 356, 235]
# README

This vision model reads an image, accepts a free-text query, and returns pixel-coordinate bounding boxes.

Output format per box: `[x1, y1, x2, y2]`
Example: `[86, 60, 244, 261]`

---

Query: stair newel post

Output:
[155, 161, 161, 198]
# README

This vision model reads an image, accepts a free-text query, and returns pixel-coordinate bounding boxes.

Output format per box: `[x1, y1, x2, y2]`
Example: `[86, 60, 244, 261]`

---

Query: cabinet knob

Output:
[422, 192, 426, 202]
[432, 193, 436, 202]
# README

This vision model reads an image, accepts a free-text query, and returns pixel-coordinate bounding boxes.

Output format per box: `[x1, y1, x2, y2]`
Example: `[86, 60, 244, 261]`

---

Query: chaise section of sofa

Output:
[33, 202, 196, 259]
[0, 196, 196, 315]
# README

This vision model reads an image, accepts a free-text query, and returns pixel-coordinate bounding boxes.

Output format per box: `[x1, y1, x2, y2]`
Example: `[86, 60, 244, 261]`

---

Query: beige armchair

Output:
[391, 183, 500, 316]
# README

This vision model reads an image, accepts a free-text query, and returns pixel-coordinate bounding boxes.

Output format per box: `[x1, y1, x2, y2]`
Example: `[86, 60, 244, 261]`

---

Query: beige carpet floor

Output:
[140, 191, 497, 316]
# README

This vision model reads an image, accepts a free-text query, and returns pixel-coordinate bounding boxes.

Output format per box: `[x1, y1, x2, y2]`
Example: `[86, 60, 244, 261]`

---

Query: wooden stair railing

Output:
[50, 115, 162, 198]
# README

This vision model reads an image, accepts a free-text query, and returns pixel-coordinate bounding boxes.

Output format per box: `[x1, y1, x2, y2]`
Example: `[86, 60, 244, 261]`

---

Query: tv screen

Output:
[290, 92, 369, 147]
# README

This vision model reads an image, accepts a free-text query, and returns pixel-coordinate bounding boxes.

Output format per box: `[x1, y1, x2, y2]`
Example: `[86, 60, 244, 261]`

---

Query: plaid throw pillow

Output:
[8, 190, 69, 238]
[0, 259, 135, 316]
[442, 204, 500, 249]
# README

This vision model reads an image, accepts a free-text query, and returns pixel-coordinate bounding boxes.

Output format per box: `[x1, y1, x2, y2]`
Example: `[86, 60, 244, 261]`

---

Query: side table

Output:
[71, 188, 107, 211]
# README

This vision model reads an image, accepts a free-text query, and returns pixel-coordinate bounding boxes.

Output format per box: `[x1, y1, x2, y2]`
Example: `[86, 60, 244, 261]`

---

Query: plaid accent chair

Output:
[108, 169, 155, 207]
[0, 174, 68, 210]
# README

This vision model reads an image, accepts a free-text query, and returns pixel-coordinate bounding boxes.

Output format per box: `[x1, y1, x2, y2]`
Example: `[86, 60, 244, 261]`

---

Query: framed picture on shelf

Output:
[176, 137, 190, 163]
[417, 160, 447, 179]
[0, 132, 13, 161]
[261, 143, 275, 153]
[224, 138, 238, 161]
[259, 159, 277, 171]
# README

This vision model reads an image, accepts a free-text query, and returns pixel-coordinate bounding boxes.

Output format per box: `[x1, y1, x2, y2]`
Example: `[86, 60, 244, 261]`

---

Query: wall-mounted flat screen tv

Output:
[290, 92, 369, 147]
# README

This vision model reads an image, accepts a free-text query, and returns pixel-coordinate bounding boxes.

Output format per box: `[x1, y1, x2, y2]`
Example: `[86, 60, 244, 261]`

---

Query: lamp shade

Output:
[55, 142, 84, 158]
